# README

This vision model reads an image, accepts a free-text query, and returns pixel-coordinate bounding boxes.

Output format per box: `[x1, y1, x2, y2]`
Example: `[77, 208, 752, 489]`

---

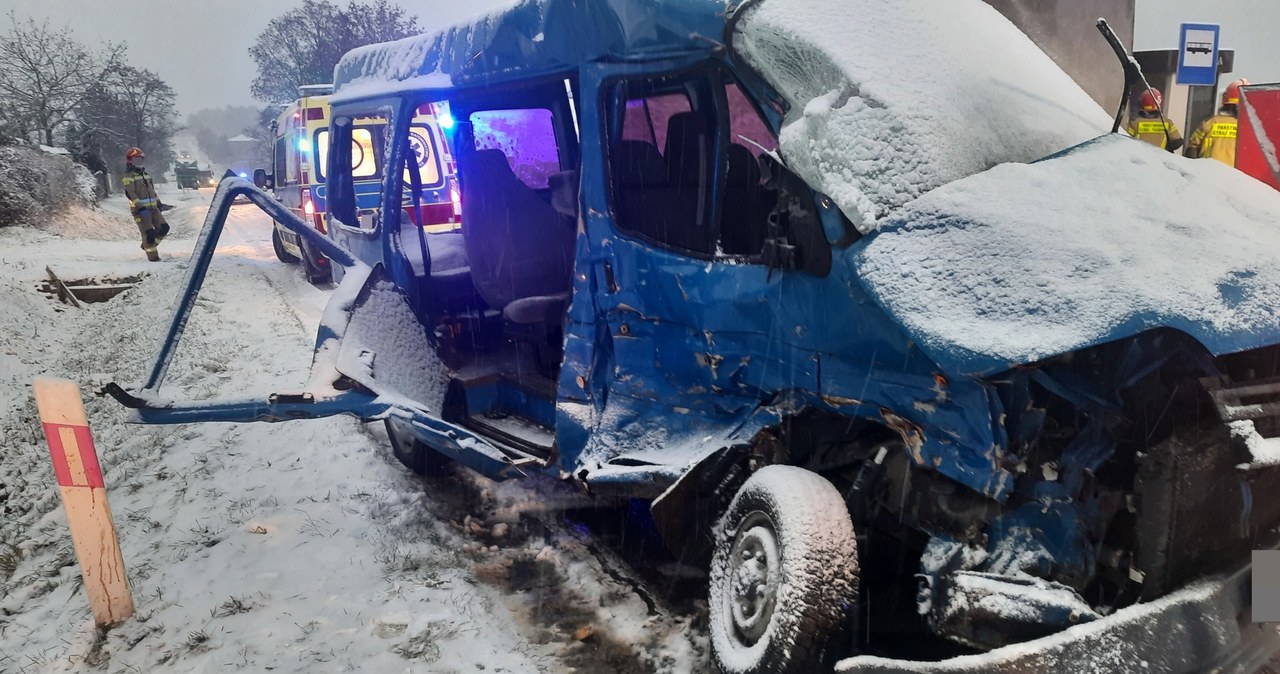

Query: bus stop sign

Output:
[1177, 23, 1220, 86]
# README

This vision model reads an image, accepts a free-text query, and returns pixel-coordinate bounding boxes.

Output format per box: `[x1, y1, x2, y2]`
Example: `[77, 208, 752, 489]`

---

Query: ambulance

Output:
[267, 83, 460, 283]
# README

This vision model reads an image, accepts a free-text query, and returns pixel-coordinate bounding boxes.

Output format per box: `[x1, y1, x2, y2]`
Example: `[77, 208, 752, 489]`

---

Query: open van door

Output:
[101, 179, 528, 480]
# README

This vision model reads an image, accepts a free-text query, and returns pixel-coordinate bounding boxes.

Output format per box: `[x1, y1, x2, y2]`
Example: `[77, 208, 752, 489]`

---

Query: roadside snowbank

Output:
[0, 144, 98, 229]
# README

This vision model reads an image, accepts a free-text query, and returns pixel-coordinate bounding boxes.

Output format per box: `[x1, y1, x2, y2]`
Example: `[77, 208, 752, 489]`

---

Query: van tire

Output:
[709, 465, 858, 674]
[298, 238, 333, 285]
[304, 257, 332, 285]
[272, 226, 300, 264]
[385, 418, 453, 476]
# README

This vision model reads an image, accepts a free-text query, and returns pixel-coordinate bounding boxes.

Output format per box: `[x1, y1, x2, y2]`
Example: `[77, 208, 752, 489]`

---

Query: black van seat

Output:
[613, 141, 668, 243]
[460, 149, 576, 370]
[721, 144, 772, 255]
[661, 112, 714, 254]
[460, 149, 575, 309]
[503, 292, 571, 326]
[400, 225, 484, 314]
[503, 292, 570, 375]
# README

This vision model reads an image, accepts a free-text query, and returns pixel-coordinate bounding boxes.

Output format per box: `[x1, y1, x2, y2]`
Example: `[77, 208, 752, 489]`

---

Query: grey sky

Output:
[1134, 0, 1279, 85]
[0, 0, 512, 117]
[0, 0, 1275, 117]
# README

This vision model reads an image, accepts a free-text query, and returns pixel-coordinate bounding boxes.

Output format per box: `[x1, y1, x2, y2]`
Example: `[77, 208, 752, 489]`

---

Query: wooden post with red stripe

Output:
[32, 378, 134, 627]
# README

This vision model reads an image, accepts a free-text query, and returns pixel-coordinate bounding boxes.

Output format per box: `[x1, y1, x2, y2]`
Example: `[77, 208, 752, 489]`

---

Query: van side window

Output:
[606, 70, 780, 258]
[274, 136, 288, 186]
[470, 109, 561, 190]
[326, 116, 386, 231]
[609, 79, 715, 255]
[721, 81, 778, 256]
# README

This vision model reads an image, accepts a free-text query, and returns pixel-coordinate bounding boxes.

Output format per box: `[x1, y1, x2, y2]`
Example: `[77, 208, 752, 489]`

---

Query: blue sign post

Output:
[1177, 23, 1221, 86]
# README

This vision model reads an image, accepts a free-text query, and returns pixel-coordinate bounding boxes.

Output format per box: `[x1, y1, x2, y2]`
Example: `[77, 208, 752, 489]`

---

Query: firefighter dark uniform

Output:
[1126, 88, 1182, 151]
[1186, 79, 1249, 166]
[123, 147, 170, 261]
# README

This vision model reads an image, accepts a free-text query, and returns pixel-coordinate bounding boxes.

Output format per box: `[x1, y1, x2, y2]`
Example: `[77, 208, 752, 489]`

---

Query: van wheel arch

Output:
[648, 412, 895, 564]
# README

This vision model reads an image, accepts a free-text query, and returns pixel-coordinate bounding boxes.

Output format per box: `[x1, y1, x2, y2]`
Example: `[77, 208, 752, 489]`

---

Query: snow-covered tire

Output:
[272, 226, 300, 264]
[710, 465, 858, 674]
[299, 238, 333, 285]
[385, 418, 452, 476]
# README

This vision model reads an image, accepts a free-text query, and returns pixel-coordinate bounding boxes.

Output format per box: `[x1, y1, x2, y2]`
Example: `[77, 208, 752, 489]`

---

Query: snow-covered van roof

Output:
[336, 0, 1111, 229]
[732, 0, 1112, 231]
[853, 134, 1280, 376]
[331, 0, 728, 104]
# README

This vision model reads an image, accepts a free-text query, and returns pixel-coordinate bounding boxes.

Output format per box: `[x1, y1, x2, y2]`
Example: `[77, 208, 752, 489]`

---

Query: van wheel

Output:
[298, 238, 333, 285]
[385, 418, 453, 476]
[272, 226, 299, 264]
[710, 465, 858, 674]
[304, 257, 332, 285]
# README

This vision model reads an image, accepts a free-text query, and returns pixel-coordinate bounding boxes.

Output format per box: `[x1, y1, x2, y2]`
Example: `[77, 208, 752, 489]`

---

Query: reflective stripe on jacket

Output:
[1126, 115, 1183, 151]
[122, 166, 160, 214]
[1187, 114, 1238, 166]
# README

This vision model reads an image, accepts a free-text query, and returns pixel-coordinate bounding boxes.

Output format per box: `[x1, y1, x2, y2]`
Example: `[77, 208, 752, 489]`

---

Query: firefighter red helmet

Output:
[1138, 88, 1163, 113]
[1223, 79, 1250, 106]
[125, 147, 145, 163]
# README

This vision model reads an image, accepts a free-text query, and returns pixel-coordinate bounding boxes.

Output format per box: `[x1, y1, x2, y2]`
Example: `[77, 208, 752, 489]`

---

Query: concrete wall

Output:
[983, 0, 1136, 112]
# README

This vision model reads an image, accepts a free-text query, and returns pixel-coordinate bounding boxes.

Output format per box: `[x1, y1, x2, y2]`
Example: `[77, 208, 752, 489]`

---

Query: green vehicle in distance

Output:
[175, 161, 202, 190]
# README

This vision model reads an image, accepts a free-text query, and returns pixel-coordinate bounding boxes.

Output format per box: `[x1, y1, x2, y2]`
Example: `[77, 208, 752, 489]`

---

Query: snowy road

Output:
[0, 189, 707, 673]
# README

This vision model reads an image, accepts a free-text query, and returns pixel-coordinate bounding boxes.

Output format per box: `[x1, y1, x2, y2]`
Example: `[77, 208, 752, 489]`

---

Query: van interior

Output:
[393, 69, 785, 464]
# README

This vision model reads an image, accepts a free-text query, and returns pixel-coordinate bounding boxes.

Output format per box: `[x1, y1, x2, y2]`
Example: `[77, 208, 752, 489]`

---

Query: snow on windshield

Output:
[734, 0, 1111, 232]
[854, 135, 1280, 374]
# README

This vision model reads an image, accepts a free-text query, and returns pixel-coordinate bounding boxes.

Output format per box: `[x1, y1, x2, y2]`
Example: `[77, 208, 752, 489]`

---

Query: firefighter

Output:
[123, 147, 170, 261]
[1186, 78, 1249, 165]
[1127, 88, 1183, 152]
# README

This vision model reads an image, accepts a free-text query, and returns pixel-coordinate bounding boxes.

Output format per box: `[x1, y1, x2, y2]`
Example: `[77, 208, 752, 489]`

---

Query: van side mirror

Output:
[759, 154, 832, 277]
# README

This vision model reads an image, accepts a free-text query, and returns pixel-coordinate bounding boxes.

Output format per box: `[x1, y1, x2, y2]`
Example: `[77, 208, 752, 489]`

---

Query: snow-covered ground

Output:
[0, 188, 707, 673]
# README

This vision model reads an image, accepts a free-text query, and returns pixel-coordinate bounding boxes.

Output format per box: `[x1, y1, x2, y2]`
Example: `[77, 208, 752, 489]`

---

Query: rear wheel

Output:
[298, 237, 332, 285]
[272, 226, 300, 264]
[385, 418, 453, 476]
[710, 465, 859, 674]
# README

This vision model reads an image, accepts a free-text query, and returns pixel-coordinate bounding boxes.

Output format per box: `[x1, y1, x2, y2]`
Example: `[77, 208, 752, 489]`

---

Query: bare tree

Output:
[342, 0, 420, 47]
[250, 0, 419, 105]
[73, 67, 179, 178]
[0, 13, 124, 146]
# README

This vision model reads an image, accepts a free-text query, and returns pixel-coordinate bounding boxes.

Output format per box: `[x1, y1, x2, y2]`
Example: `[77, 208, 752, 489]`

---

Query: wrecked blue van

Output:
[108, 0, 1280, 671]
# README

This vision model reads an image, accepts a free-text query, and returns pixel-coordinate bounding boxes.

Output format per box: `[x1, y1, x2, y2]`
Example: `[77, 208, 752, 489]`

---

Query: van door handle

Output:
[602, 261, 619, 294]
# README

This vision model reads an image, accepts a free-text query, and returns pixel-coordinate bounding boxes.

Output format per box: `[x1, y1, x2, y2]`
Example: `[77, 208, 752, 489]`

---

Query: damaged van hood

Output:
[852, 134, 1280, 377]
[733, 0, 1110, 231]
